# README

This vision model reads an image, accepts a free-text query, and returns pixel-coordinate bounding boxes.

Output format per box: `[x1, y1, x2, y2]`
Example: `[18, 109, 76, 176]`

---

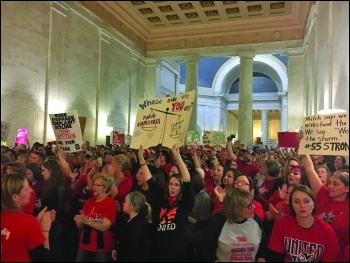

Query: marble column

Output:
[287, 48, 305, 131]
[261, 110, 268, 145]
[280, 95, 288, 131]
[144, 58, 158, 98]
[238, 52, 254, 147]
[185, 55, 200, 131]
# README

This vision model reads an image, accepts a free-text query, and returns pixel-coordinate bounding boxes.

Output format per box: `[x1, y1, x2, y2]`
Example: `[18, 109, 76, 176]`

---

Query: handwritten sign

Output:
[299, 112, 349, 155]
[1, 121, 11, 143]
[49, 110, 84, 153]
[186, 130, 203, 145]
[15, 127, 28, 144]
[203, 130, 227, 149]
[130, 90, 195, 149]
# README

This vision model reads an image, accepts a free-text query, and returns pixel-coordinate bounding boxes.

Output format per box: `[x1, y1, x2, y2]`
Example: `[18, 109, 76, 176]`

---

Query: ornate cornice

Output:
[80, 1, 312, 53]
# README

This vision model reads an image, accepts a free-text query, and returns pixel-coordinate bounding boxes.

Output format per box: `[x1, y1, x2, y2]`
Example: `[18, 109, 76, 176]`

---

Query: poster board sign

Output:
[299, 112, 349, 155]
[203, 130, 226, 148]
[49, 110, 84, 153]
[113, 132, 125, 146]
[278, 132, 300, 148]
[1, 121, 11, 143]
[186, 131, 203, 145]
[130, 90, 195, 149]
[15, 127, 28, 144]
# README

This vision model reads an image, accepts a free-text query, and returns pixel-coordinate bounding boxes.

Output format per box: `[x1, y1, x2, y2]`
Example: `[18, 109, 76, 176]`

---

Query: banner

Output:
[49, 110, 84, 153]
[1, 121, 11, 143]
[278, 132, 300, 148]
[130, 90, 195, 149]
[15, 127, 28, 144]
[203, 130, 226, 149]
[299, 112, 349, 155]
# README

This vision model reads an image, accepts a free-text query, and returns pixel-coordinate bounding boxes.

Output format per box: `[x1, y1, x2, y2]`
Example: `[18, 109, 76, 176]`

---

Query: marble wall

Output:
[1, 2, 155, 146]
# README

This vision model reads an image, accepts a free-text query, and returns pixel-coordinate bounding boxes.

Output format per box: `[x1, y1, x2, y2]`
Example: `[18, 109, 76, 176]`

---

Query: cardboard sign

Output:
[1, 121, 11, 143]
[130, 91, 195, 149]
[49, 110, 84, 153]
[278, 132, 299, 148]
[299, 112, 349, 155]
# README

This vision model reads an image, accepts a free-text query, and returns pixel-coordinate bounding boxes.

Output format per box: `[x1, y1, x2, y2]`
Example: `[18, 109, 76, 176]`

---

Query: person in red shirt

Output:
[107, 154, 133, 212]
[74, 173, 117, 261]
[1, 173, 54, 262]
[268, 185, 340, 261]
[302, 154, 349, 261]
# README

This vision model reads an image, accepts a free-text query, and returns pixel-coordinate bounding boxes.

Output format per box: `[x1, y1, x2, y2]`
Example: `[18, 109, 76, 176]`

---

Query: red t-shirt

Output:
[269, 214, 340, 262]
[79, 196, 117, 252]
[316, 185, 349, 252]
[1, 211, 46, 262]
[113, 176, 133, 207]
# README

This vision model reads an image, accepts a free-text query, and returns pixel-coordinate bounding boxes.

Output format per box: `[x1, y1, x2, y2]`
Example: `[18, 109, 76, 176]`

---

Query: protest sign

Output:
[1, 121, 11, 143]
[130, 90, 195, 149]
[49, 110, 84, 153]
[203, 130, 227, 149]
[278, 132, 300, 148]
[186, 130, 203, 145]
[15, 127, 28, 144]
[299, 112, 349, 155]
[113, 132, 125, 146]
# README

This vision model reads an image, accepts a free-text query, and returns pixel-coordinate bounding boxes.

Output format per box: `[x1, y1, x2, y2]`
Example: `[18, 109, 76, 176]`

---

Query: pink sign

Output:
[15, 127, 28, 144]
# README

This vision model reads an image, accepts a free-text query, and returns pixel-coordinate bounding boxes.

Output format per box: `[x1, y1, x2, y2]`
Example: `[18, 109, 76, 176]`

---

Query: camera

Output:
[229, 134, 236, 139]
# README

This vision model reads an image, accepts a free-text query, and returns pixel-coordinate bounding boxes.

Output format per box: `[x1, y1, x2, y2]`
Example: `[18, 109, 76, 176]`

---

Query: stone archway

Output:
[212, 54, 288, 93]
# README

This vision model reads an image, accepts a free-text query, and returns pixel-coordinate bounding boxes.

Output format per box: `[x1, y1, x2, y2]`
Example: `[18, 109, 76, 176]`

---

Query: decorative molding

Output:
[80, 1, 312, 52]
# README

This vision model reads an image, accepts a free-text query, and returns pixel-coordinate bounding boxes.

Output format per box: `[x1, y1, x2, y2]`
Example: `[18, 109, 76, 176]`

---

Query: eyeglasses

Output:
[234, 180, 250, 186]
[245, 202, 254, 210]
[92, 183, 104, 187]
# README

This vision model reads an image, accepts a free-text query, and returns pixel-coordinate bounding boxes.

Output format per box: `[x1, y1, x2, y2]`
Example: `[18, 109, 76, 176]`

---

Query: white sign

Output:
[299, 112, 349, 155]
[49, 110, 84, 153]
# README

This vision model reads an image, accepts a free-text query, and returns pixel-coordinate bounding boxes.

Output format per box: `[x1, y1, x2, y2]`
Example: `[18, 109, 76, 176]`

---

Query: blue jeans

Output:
[76, 248, 112, 262]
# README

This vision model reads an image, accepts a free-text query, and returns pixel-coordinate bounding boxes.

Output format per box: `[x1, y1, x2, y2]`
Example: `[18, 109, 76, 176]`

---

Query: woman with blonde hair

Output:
[199, 188, 267, 262]
[74, 172, 117, 262]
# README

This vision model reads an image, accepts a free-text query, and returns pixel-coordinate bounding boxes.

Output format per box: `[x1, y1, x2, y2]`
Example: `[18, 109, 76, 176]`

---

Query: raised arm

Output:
[138, 146, 152, 181]
[190, 145, 205, 178]
[171, 145, 190, 182]
[226, 137, 237, 161]
[297, 130, 322, 195]
[301, 154, 322, 195]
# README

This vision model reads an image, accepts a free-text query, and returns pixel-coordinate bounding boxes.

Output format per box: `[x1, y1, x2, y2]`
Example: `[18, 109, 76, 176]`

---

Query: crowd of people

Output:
[1, 133, 349, 262]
